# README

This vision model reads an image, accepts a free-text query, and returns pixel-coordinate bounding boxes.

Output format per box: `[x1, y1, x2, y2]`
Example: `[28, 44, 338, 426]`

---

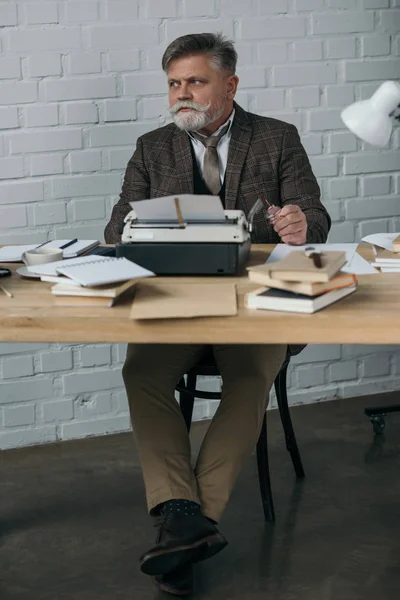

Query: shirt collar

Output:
[187, 109, 235, 143]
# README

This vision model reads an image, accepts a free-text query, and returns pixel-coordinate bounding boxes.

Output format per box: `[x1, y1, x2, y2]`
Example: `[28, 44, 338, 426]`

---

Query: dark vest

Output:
[190, 144, 226, 207]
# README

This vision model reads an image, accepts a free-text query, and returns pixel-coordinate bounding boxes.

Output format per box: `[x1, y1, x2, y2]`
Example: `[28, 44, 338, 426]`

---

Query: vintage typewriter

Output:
[116, 195, 262, 276]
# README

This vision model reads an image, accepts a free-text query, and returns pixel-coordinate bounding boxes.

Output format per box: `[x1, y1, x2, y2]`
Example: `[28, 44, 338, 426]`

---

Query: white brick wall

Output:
[0, 0, 399, 450]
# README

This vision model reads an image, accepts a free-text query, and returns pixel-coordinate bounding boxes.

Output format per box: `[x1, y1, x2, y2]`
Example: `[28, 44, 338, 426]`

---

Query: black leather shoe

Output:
[153, 563, 194, 596]
[140, 512, 227, 576]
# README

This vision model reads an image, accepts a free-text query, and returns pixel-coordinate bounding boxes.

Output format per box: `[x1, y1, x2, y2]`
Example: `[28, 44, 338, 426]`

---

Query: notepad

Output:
[26, 255, 107, 276]
[0, 240, 99, 262]
[56, 257, 155, 287]
[44, 239, 100, 258]
[0, 244, 40, 262]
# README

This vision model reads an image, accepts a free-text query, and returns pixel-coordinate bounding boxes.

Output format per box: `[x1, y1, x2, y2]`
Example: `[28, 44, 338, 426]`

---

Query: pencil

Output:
[0, 284, 13, 298]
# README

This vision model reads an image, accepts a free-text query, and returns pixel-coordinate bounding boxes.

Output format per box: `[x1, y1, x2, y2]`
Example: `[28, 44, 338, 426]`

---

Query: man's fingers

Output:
[278, 204, 302, 218]
[276, 223, 304, 237]
[274, 204, 307, 245]
[277, 212, 303, 224]
[274, 215, 304, 233]
[281, 234, 306, 245]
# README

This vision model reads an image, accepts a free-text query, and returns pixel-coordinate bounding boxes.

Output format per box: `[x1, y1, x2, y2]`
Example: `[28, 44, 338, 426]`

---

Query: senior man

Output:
[105, 32, 330, 596]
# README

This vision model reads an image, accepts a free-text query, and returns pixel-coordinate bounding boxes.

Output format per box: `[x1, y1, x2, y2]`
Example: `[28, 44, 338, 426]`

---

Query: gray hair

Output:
[162, 32, 237, 75]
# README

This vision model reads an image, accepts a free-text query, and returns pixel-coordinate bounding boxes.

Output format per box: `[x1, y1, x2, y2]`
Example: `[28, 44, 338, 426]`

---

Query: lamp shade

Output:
[341, 81, 400, 147]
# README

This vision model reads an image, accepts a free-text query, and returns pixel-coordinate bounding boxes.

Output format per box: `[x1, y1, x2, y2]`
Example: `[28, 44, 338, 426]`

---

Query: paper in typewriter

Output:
[130, 194, 226, 222]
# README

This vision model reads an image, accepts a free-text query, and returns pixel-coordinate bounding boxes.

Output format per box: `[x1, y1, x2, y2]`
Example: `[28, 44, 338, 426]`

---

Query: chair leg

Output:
[178, 372, 197, 433]
[274, 364, 305, 479]
[256, 414, 275, 523]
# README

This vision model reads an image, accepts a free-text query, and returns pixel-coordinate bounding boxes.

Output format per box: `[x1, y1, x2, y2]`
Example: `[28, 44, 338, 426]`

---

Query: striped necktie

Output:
[191, 123, 230, 195]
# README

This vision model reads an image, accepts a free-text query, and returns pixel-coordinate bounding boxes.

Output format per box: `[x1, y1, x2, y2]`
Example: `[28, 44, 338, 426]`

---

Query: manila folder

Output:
[130, 282, 237, 320]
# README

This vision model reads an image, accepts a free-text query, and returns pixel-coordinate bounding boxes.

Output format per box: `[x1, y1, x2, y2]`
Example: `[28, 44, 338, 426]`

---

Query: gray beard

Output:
[173, 109, 210, 132]
[170, 103, 225, 132]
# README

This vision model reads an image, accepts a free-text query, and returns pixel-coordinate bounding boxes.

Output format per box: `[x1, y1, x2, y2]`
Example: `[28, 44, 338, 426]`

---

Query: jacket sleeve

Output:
[104, 137, 150, 244]
[279, 124, 331, 244]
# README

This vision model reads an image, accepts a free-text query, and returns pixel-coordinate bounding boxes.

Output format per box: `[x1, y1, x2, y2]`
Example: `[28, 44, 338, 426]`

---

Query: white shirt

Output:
[187, 109, 235, 185]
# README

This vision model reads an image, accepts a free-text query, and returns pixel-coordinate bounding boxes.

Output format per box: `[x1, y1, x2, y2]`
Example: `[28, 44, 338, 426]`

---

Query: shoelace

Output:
[154, 511, 178, 542]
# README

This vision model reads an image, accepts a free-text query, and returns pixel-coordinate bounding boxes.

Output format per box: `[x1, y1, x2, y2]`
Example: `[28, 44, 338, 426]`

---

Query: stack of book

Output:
[245, 250, 357, 314]
[393, 236, 400, 252]
[49, 257, 155, 307]
[371, 248, 400, 272]
[51, 280, 138, 307]
[24, 255, 155, 307]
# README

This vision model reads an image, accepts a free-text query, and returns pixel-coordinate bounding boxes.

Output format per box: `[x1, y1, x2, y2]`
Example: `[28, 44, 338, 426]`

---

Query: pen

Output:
[264, 198, 282, 223]
[304, 246, 322, 269]
[0, 284, 13, 298]
[35, 240, 51, 249]
[60, 239, 78, 250]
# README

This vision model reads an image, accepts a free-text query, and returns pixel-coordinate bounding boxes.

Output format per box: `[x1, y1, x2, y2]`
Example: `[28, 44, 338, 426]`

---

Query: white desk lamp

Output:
[341, 81, 400, 147]
[341, 80, 400, 436]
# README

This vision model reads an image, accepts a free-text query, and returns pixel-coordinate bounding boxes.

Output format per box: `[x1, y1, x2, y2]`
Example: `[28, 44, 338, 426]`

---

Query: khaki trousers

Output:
[122, 344, 287, 522]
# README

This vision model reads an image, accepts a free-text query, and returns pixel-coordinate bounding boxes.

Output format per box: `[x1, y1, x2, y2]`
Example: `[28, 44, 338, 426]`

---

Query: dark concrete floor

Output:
[1, 392, 399, 600]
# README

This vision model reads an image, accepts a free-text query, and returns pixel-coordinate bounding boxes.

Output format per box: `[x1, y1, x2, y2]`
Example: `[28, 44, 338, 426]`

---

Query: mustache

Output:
[169, 100, 211, 115]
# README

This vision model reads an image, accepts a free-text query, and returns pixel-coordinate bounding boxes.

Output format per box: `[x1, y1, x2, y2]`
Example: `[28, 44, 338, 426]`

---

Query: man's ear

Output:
[227, 75, 239, 100]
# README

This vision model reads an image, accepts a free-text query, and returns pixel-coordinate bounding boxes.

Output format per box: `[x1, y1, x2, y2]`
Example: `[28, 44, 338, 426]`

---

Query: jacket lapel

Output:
[224, 103, 252, 210]
[172, 128, 194, 194]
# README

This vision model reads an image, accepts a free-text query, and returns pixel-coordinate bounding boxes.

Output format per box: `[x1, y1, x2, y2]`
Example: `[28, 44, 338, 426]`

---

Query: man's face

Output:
[167, 54, 235, 131]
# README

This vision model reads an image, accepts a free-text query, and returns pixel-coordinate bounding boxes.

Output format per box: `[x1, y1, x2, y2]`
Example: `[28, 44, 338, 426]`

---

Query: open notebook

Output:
[27, 255, 154, 286]
[56, 257, 155, 287]
[27, 254, 104, 276]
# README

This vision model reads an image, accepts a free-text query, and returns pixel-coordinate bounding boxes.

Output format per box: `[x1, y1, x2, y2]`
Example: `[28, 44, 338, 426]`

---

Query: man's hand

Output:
[273, 204, 307, 245]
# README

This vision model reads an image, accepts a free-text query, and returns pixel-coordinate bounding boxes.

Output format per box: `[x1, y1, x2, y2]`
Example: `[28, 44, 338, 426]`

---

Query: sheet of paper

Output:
[361, 233, 400, 252]
[266, 243, 358, 268]
[343, 252, 378, 274]
[131, 194, 225, 222]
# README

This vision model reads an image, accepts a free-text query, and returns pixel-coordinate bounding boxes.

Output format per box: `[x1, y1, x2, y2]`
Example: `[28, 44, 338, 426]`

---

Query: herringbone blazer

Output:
[105, 103, 330, 245]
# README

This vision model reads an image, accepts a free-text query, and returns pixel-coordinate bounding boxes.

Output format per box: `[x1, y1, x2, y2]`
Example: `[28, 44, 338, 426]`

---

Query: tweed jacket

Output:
[104, 102, 331, 245]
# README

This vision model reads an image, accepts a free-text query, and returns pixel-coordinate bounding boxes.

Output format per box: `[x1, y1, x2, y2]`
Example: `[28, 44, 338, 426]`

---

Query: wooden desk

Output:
[0, 244, 397, 345]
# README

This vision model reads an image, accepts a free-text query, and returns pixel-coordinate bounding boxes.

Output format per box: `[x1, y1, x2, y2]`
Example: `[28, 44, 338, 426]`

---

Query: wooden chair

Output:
[176, 349, 305, 522]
